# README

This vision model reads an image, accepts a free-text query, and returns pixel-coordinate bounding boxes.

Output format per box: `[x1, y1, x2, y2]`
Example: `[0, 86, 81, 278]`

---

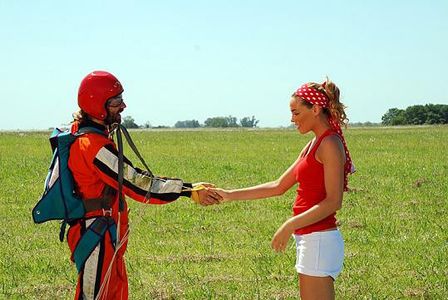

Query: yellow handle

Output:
[191, 185, 206, 203]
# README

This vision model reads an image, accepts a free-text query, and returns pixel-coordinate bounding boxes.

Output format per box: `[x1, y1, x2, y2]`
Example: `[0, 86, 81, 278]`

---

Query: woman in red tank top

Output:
[212, 78, 354, 299]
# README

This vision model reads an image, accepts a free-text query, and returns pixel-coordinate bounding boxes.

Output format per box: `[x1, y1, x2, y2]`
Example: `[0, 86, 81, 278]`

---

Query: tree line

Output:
[381, 104, 448, 125]
[123, 104, 448, 129]
[122, 115, 259, 129]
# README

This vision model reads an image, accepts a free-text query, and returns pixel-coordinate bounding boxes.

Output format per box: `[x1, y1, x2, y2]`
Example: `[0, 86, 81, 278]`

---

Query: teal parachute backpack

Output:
[32, 125, 153, 228]
[32, 126, 121, 273]
[32, 126, 108, 240]
[32, 125, 154, 272]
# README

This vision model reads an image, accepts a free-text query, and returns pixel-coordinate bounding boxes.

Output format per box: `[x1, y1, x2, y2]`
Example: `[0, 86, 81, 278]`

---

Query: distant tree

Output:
[204, 116, 239, 128]
[382, 104, 448, 125]
[425, 109, 442, 124]
[240, 116, 259, 128]
[439, 105, 448, 123]
[404, 105, 426, 125]
[142, 121, 152, 129]
[350, 122, 381, 127]
[174, 120, 201, 128]
[425, 104, 447, 124]
[122, 116, 139, 128]
[227, 116, 239, 127]
[204, 117, 226, 127]
[381, 108, 406, 125]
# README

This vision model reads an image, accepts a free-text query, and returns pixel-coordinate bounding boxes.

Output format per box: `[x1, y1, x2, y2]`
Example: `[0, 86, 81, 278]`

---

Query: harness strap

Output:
[59, 185, 117, 242]
[108, 124, 155, 210]
[82, 185, 117, 213]
[120, 125, 154, 177]
[73, 217, 117, 273]
[116, 125, 125, 214]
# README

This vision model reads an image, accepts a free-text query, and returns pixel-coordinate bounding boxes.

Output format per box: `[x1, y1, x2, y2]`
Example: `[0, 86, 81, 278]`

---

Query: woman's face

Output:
[289, 97, 314, 134]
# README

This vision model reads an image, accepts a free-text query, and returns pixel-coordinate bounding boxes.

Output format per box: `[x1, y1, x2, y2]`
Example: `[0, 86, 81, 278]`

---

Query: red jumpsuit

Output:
[67, 120, 192, 299]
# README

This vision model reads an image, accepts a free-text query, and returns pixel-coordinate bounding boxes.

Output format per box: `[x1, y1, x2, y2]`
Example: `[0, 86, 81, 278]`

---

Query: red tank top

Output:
[293, 129, 338, 235]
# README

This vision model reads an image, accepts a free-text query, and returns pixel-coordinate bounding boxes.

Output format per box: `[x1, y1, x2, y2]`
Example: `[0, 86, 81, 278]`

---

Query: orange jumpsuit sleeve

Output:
[89, 140, 192, 204]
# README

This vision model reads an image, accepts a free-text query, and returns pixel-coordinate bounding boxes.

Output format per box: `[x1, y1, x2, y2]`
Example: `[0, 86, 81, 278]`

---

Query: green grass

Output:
[0, 126, 447, 299]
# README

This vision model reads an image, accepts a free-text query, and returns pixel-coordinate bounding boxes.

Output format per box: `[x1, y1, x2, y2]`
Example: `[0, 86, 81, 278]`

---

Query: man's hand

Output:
[191, 183, 222, 206]
[193, 182, 216, 189]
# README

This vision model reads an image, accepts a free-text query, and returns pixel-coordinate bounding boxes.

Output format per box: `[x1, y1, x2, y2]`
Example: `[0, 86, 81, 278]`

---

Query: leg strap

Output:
[73, 217, 117, 273]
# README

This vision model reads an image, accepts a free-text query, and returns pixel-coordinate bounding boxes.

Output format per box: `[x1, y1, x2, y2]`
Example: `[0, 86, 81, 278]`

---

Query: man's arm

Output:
[92, 144, 206, 204]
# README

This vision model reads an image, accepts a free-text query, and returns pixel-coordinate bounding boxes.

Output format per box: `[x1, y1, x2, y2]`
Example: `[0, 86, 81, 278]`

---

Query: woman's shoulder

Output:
[321, 134, 344, 150]
[316, 134, 345, 162]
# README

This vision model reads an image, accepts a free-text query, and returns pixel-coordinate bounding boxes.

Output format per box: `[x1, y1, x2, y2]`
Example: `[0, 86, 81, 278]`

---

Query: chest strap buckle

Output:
[102, 208, 113, 217]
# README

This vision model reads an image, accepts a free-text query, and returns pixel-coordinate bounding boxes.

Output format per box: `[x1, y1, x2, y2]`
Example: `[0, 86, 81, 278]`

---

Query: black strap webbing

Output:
[116, 125, 125, 212]
[119, 125, 154, 177]
[82, 185, 116, 212]
[110, 124, 155, 210]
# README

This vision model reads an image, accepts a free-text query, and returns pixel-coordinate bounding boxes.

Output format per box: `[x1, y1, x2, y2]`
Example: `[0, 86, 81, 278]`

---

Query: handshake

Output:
[190, 182, 226, 206]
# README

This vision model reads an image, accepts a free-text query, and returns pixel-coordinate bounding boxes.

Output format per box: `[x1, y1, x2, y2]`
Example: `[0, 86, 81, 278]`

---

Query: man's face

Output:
[105, 94, 126, 124]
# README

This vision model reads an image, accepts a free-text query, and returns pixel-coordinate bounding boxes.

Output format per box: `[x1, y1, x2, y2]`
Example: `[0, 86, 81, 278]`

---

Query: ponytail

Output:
[308, 78, 348, 128]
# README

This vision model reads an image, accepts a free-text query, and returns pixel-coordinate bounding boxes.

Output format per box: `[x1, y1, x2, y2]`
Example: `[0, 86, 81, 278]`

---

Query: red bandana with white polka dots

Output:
[295, 83, 355, 191]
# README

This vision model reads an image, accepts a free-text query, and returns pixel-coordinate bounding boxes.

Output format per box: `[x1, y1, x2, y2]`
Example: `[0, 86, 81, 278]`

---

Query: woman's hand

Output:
[208, 188, 231, 202]
[271, 219, 295, 252]
[192, 183, 222, 206]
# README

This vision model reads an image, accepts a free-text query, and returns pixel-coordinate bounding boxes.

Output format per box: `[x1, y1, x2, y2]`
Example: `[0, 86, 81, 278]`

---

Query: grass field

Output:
[0, 126, 447, 299]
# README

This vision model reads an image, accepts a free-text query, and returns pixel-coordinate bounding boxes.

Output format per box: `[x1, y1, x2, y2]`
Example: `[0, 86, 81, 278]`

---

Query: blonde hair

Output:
[295, 78, 348, 128]
[71, 109, 89, 123]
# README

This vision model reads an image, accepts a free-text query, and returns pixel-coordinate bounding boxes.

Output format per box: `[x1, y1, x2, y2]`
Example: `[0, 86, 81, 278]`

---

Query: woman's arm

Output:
[213, 144, 309, 201]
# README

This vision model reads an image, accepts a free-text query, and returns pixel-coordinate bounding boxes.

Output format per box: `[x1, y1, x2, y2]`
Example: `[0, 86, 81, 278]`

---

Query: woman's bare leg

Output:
[299, 274, 335, 300]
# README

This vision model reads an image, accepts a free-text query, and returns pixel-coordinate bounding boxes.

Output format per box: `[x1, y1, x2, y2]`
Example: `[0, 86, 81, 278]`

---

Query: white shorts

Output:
[294, 230, 344, 280]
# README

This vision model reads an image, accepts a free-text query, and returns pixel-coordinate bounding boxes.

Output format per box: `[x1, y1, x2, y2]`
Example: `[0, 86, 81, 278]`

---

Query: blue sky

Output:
[1, 0, 447, 129]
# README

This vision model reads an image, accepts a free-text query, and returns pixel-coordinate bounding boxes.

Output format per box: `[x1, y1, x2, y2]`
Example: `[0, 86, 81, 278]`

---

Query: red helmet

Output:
[78, 71, 124, 120]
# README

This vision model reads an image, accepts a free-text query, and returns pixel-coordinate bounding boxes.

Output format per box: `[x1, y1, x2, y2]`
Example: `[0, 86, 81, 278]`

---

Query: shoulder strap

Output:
[113, 125, 155, 209]
[300, 140, 313, 158]
[119, 125, 154, 177]
[76, 126, 107, 137]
